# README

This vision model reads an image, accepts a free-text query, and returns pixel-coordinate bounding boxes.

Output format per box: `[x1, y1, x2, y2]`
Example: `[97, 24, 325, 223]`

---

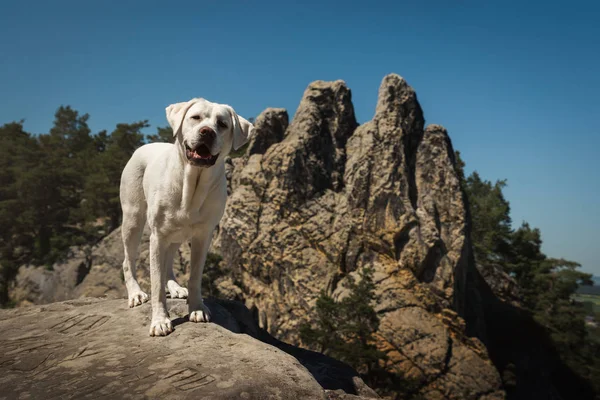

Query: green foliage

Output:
[0, 121, 39, 304]
[0, 107, 165, 306]
[462, 169, 513, 264]
[299, 268, 386, 387]
[146, 126, 173, 143]
[457, 151, 600, 394]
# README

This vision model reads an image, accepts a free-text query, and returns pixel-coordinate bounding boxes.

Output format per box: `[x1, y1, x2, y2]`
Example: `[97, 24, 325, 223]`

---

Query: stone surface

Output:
[475, 263, 521, 307]
[247, 108, 289, 157]
[11, 227, 193, 306]
[0, 297, 378, 400]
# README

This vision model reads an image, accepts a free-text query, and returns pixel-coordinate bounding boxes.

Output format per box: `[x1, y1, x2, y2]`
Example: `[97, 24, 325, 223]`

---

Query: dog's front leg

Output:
[188, 229, 213, 323]
[148, 233, 173, 336]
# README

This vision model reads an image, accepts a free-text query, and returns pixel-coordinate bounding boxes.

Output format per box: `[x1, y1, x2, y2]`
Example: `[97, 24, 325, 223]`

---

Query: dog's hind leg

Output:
[121, 206, 149, 308]
[165, 243, 188, 299]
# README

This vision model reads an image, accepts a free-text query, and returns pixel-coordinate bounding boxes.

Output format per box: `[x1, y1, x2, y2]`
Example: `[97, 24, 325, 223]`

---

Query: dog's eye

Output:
[190, 115, 200, 120]
[217, 120, 227, 129]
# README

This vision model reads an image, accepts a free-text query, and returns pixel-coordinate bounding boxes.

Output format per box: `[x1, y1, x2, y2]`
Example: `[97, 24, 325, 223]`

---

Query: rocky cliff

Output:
[214, 74, 504, 399]
[10, 74, 511, 399]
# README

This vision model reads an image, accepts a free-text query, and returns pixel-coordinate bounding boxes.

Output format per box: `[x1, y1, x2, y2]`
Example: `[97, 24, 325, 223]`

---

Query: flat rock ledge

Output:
[0, 298, 378, 400]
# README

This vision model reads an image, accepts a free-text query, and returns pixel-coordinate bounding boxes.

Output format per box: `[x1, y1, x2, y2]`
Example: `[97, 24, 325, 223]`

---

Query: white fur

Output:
[119, 98, 253, 336]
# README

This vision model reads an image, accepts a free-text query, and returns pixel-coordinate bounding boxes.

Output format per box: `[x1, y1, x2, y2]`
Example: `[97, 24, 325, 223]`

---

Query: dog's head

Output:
[166, 98, 254, 167]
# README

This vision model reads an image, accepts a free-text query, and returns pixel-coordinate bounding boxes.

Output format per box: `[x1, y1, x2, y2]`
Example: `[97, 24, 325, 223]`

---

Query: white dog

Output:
[119, 98, 253, 336]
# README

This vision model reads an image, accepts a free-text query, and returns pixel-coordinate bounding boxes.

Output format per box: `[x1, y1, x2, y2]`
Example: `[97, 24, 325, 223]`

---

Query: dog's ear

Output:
[229, 108, 255, 150]
[166, 99, 200, 137]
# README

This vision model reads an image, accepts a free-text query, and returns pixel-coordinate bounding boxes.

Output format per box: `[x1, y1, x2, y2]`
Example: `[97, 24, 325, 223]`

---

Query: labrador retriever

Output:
[119, 98, 253, 336]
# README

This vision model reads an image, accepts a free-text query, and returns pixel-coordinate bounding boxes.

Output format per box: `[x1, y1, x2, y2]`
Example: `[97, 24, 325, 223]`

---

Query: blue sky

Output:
[1, 0, 598, 275]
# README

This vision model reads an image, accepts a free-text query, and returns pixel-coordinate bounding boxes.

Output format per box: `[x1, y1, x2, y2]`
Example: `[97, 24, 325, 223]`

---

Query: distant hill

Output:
[577, 275, 600, 295]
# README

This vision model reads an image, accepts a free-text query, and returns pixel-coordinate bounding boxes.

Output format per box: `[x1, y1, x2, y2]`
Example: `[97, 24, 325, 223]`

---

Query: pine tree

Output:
[0, 122, 39, 304]
[146, 126, 173, 143]
[465, 172, 513, 264]
[24, 106, 94, 262]
[299, 268, 386, 386]
[0, 110, 152, 306]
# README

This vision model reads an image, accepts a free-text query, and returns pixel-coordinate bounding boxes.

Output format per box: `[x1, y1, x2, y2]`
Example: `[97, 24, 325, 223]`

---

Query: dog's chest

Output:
[162, 210, 203, 237]
[159, 203, 221, 243]
[150, 164, 227, 244]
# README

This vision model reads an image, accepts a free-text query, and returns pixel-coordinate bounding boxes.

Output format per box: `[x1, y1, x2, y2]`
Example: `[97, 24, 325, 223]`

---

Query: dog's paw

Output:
[189, 304, 211, 323]
[128, 290, 149, 308]
[167, 280, 189, 299]
[149, 317, 174, 336]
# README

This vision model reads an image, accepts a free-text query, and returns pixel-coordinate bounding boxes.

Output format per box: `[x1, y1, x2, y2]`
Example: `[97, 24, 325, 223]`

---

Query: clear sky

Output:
[1, 0, 598, 275]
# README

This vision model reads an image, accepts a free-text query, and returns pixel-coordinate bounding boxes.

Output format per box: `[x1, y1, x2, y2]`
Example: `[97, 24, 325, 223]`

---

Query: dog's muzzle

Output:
[184, 127, 219, 167]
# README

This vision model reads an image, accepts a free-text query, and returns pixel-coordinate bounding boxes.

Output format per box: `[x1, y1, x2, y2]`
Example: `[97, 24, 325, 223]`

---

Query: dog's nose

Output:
[199, 126, 216, 140]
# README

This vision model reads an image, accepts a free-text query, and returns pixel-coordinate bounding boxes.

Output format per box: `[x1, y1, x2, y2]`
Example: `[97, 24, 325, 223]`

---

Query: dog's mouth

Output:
[185, 143, 219, 166]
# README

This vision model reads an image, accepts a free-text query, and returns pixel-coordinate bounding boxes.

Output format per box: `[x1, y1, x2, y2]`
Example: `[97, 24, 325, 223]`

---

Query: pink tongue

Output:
[193, 151, 211, 159]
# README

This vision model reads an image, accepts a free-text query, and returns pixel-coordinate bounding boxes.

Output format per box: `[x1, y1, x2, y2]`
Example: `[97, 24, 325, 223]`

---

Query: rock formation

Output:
[214, 74, 504, 399]
[10, 74, 515, 399]
[246, 107, 289, 157]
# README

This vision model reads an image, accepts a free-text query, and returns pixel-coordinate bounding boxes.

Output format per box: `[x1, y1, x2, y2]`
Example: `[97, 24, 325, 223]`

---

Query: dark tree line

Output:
[456, 152, 599, 396]
[0, 106, 172, 305]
